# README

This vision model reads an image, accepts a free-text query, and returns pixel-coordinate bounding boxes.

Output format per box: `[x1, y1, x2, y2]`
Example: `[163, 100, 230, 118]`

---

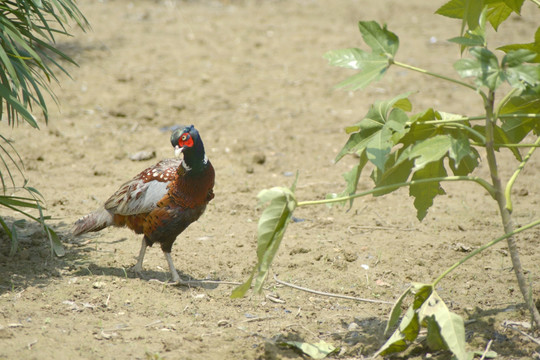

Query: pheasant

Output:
[72, 125, 215, 282]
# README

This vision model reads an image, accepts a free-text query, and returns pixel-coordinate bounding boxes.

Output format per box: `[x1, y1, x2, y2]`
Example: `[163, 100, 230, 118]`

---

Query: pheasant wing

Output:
[104, 158, 181, 215]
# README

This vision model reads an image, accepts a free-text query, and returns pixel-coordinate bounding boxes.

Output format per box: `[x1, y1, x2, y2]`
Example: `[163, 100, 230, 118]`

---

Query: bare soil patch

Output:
[0, 0, 539, 359]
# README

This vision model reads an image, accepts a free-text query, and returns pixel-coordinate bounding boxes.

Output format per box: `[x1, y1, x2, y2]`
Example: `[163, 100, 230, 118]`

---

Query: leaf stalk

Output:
[393, 60, 478, 91]
[505, 136, 540, 212]
[297, 175, 496, 207]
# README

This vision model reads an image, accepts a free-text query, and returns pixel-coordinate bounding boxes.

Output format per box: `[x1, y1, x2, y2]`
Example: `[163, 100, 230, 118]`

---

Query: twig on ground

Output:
[347, 225, 417, 232]
[242, 316, 278, 323]
[479, 339, 493, 360]
[273, 274, 393, 304]
[504, 323, 540, 346]
[148, 278, 243, 286]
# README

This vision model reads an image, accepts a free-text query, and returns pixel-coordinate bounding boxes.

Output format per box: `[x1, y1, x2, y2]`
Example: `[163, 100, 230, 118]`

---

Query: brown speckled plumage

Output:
[72, 125, 214, 282]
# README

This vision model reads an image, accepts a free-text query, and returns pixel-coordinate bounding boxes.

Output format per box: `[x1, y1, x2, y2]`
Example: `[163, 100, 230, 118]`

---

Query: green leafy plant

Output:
[0, 0, 88, 255]
[234, 0, 540, 358]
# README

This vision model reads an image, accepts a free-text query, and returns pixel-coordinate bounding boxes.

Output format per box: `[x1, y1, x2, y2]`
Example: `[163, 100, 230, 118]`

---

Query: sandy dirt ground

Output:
[0, 0, 539, 359]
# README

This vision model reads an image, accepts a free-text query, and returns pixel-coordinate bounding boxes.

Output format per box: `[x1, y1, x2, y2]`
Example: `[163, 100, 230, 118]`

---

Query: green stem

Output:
[505, 136, 540, 212]
[297, 175, 496, 207]
[470, 142, 540, 148]
[432, 218, 540, 287]
[483, 89, 540, 328]
[393, 60, 479, 92]
[413, 113, 540, 126]
[529, 0, 540, 7]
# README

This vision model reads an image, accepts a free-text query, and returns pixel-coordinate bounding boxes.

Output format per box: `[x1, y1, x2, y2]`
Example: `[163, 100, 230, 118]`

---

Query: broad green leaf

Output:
[357, 21, 399, 57]
[377, 306, 419, 356]
[424, 316, 447, 351]
[365, 92, 412, 126]
[334, 52, 390, 91]
[499, 93, 540, 115]
[232, 186, 297, 297]
[485, 1, 513, 30]
[448, 35, 485, 47]
[329, 151, 368, 208]
[436, 0, 521, 32]
[335, 126, 381, 162]
[455, 47, 504, 90]
[500, 0, 525, 14]
[371, 154, 414, 196]
[435, 0, 485, 35]
[323, 48, 366, 70]
[335, 93, 412, 162]
[448, 134, 473, 165]
[498, 94, 540, 145]
[410, 161, 447, 221]
[449, 149, 480, 176]
[384, 285, 412, 336]
[408, 135, 452, 171]
[498, 27, 540, 63]
[411, 283, 434, 309]
[473, 124, 522, 161]
[419, 292, 468, 360]
[375, 331, 408, 356]
[501, 49, 536, 67]
[366, 127, 392, 171]
[280, 340, 338, 359]
[504, 64, 540, 89]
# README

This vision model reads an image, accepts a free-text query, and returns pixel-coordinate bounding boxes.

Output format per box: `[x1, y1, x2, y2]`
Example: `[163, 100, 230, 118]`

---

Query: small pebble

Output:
[129, 150, 156, 161]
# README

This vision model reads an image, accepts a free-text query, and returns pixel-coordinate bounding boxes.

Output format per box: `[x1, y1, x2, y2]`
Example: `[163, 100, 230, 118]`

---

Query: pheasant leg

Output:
[164, 251, 181, 283]
[131, 237, 147, 277]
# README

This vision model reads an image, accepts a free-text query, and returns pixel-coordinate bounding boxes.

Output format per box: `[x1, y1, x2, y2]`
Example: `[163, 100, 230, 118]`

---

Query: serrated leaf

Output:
[334, 52, 390, 91]
[485, 1, 513, 30]
[436, 0, 519, 33]
[329, 151, 368, 209]
[335, 93, 412, 162]
[501, 0, 524, 13]
[448, 35, 485, 47]
[323, 48, 366, 70]
[357, 21, 399, 57]
[473, 123, 523, 161]
[455, 47, 504, 90]
[409, 135, 452, 171]
[498, 27, 540, 63]
[410, 161, 447, 221]
[419, 292, 467, 360]
[505, 64, 540, 89]
[393, 97, 413, 112]
[371, 153, 414, 196]
[502, 49, 536, 67]
[448, 134, 473, 165]
[449, 148, 480, 176]
[280, 340, 338, 359]
[231, 186, 296, 298]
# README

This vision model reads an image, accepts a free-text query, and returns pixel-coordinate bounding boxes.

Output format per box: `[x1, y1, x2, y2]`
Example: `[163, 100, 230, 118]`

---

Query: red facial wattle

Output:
[179, 133, 194, 148]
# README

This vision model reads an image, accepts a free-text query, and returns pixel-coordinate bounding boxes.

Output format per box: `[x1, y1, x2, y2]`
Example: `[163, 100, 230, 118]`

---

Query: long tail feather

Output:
[72, 208, 113, 236]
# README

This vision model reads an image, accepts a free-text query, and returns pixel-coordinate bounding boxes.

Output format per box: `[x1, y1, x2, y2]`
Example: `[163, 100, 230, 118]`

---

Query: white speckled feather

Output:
[104, 158, 181, 215]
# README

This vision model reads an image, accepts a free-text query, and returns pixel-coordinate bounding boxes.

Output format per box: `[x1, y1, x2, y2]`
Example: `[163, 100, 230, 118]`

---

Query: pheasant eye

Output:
[178, 133, 194, 148]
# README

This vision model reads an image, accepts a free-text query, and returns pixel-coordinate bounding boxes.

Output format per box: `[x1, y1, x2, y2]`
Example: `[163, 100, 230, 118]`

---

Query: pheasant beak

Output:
[174, 145, 183, 158]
